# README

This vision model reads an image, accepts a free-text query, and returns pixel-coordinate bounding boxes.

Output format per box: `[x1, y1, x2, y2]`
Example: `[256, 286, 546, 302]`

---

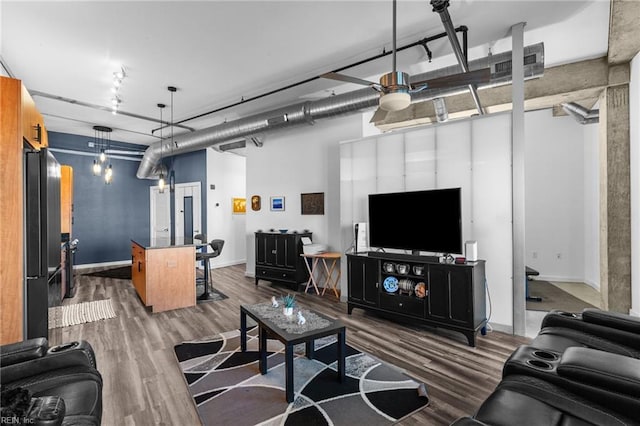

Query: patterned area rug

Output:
[48, 299, 117, 329]
[174, 328, 430, 426]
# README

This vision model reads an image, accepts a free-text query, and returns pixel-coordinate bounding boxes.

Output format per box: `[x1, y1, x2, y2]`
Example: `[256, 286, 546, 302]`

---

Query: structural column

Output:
[599, 83, 631, 313]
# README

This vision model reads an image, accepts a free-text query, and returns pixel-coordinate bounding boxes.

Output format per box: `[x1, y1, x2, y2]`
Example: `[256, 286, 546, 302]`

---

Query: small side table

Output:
[301, 252, 342, 297]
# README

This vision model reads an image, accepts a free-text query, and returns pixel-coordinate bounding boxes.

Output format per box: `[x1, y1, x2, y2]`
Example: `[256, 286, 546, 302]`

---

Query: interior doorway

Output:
[149, 186, 170, 241]
[174, 182, 202, 240]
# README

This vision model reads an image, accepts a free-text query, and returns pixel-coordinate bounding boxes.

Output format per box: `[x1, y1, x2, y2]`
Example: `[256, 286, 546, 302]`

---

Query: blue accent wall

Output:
[48, 131, 153, 265]
[48, 131, 208, 265]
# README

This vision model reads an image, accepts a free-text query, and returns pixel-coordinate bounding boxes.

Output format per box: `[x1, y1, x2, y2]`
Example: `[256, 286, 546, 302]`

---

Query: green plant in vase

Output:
[281, 294, 296, 316]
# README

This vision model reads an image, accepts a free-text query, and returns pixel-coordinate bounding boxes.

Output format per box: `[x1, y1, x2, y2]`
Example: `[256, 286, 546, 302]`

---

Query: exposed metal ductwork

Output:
[561, 102, 599, 124]
[136, 42, 545, 179]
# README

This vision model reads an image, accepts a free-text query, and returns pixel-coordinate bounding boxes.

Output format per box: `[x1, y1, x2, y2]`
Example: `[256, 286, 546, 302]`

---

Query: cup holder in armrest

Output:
[48, 341, 80, 353]
[558, 312, 578, 318]
[532, 350, 559, 361]
[526, 359, 554, 370]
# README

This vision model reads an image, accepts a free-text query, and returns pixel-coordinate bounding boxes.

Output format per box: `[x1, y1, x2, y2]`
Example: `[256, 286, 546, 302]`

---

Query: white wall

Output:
[244, 116, 362, 276]
[524, 109, 599, 287]
[631, 51, 640, 317]
[206, 148, 247, 267]
[340, 113, 514, 330]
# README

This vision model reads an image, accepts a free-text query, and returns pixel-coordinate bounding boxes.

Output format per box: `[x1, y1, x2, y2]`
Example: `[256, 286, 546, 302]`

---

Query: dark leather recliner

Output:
[1, 338, 103, 425]
[451, 309, 640, 426]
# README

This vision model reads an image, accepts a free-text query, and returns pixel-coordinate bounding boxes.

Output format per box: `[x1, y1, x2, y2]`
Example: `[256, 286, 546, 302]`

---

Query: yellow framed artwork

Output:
[232, 197, 246, 214]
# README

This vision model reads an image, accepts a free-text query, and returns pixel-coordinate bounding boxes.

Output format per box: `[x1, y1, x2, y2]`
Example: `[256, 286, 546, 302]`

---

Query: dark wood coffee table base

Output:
[241, 305, 346, 403]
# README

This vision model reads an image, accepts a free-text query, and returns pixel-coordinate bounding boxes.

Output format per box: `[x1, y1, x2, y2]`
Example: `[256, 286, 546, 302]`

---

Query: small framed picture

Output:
[301, 192, 324, 215]
[251, 195, 261, 211]
[232, 197, 246, 214]
[270, 196, 285, 211]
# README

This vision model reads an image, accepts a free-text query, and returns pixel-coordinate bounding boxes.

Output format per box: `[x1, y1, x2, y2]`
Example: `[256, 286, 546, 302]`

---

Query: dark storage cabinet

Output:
[347, 255, 379, 307]
[347, 252, 486, 346]
[255, 231, 311, 291]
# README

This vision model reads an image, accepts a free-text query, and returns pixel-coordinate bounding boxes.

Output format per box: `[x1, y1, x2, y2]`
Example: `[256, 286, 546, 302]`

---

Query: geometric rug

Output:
[174, 327, 430, 426]
[526, 280, 598, 313]
[48, 299, 117, 329]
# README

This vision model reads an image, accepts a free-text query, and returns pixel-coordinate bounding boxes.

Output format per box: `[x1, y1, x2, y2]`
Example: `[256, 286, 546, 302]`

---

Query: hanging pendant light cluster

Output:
[91, 125, 114, 184]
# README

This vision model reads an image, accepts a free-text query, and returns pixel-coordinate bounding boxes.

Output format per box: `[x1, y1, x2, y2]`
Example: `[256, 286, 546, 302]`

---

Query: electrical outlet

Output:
[532, 251, 538, 259]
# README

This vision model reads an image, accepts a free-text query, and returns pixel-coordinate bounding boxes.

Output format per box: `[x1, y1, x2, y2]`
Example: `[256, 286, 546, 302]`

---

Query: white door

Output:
[150, 186, 171, 240]
[174, 182, 202, 240]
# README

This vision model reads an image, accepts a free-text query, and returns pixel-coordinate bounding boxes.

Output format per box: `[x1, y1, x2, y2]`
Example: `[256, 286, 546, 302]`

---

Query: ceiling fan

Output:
[320, 0, 491, 113]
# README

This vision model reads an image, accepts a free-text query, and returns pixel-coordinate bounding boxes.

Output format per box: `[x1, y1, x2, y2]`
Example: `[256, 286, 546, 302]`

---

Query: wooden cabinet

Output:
[60, 166, 73, 238]
[255, 231, 311, 291]
[21, 84, 47, 149]
[346, 252, 487, 346]
[1, 77, 50, 344]
[130, 242, 195, 312]
[131, 243, 147, 304]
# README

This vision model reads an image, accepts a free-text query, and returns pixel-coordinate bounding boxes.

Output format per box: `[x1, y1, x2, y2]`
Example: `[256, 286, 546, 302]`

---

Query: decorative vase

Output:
[283, 307, 293, 316]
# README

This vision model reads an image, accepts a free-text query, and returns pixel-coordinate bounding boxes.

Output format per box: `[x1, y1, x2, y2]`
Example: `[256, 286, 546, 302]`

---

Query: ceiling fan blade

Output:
[320, 72, 378, 88]
[369, 107, 389, 123]
[411, 68, 491, 91]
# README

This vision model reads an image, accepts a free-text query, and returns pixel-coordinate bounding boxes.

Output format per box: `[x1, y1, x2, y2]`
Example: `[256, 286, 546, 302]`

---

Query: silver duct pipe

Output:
[430, 0, 484, 115]
[137, 42, 545, 179]
[137, 89, 379, 178]
[561, 102, 599, 124]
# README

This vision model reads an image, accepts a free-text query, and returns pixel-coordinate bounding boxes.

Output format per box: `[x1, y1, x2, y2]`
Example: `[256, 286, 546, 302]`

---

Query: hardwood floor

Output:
[49, 264, 530, 426]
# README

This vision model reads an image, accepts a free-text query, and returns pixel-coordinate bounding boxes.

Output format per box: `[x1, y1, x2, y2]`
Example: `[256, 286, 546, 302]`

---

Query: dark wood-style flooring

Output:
[49, 264, 530, 426]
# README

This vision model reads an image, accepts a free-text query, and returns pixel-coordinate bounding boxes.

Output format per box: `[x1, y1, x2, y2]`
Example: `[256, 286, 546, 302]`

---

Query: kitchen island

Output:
[131, 237, 197, 313]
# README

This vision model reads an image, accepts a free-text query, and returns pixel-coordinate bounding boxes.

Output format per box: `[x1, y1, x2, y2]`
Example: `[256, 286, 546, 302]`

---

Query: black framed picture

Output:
[301, 192, 324, 215]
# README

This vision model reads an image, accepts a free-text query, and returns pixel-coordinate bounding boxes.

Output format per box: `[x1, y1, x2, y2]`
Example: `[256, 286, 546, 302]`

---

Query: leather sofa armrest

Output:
[540, 310, 640, 350]
[2, 341, 98, 384]
[557, 347, 640, 397]
[582, 308, 640, 335]
[0, 338, 48, 367]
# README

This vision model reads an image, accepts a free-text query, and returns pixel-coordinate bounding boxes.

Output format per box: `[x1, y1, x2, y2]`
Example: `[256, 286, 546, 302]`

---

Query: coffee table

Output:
[240, 303, 346, 402]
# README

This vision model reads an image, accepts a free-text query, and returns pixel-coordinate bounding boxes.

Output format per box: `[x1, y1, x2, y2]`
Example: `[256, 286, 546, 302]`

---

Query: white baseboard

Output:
[486, 322, 513, 335]
[75, 260, 131, 270]
[538, 275, 600, 292]
[630, 309, 640, 317]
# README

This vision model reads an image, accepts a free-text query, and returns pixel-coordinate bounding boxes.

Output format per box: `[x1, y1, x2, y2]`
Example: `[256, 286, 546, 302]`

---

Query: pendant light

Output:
[168, 86, 177, 192]
[91, 125, 113, 184]
[157, 103, 166, 193]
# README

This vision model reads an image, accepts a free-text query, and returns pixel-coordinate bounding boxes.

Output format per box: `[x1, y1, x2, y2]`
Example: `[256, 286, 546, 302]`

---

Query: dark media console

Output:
[347, 252, 487, 347]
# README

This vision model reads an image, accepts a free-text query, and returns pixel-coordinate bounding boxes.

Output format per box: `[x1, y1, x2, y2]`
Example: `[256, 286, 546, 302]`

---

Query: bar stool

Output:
[197, 239, 224, 302]
[194, 233, 207, 286]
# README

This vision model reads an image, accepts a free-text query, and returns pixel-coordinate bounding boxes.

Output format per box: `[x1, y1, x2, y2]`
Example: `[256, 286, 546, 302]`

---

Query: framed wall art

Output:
[270, 196, 285, 211]
[251, 195, 261, 211]
[232, 197, 246, 214]
[301, 192, 324, 215]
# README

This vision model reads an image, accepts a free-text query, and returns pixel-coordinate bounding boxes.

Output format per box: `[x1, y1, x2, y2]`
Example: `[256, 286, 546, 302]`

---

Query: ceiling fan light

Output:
[379, 92, 411, 112]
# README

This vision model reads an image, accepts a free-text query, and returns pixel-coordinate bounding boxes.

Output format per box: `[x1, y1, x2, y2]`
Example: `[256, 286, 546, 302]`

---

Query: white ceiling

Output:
[1, 1, 610, 147]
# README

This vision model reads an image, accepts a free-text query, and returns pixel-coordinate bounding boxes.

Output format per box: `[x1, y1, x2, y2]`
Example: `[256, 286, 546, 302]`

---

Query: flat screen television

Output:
[368, 187, 462, 254]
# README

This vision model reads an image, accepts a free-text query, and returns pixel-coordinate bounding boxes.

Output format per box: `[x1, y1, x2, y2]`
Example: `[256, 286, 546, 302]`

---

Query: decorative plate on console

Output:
[383, 276, 399, 293]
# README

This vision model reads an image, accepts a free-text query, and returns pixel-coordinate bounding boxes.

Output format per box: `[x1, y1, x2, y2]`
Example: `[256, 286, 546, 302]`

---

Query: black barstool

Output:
[197, 239, 224, 302]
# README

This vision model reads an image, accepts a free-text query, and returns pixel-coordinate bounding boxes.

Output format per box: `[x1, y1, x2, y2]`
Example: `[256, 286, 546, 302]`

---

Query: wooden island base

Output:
[131, 240, 196, 312]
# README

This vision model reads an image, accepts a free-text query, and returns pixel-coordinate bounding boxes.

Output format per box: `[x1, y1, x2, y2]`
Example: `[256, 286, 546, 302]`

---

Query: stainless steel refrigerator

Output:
[25, 147, 61, 339]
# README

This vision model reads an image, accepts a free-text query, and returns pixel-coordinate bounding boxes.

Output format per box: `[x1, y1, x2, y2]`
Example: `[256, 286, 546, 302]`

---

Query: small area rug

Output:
[48, 299, 116, 329]
[82, 266, 131, 279]
[526, 280, 598, 312]
[174, 328, 429, 426]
